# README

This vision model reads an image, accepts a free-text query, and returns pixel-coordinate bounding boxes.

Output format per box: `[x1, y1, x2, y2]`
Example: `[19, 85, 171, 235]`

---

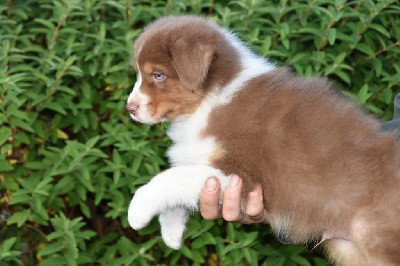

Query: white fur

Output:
[218, 28, 275, 103]
[128, 21, 276, 249]
[128, 165, 230, 248]
[159, 208, 189, 249]
[167, 95, 221, 166]
[127, 68, 160, 124]
[325, 239, 368, 266]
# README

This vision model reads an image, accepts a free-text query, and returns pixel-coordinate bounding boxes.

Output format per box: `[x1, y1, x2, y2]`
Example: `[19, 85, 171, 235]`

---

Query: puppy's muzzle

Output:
[126, 102, 139, 115]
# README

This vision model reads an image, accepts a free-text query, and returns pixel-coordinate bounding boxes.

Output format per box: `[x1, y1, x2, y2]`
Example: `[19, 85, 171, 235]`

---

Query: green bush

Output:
[1, 0, 399, 265]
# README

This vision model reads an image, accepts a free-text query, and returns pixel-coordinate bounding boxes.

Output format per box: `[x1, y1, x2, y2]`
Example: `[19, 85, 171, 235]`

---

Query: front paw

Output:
[127, 190, 154, 230]
[159, 208, 189, 249]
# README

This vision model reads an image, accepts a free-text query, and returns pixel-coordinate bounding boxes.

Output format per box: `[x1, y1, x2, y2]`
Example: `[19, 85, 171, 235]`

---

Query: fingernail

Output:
[229, 175, 240, 187]
[206, 177, 217, 192]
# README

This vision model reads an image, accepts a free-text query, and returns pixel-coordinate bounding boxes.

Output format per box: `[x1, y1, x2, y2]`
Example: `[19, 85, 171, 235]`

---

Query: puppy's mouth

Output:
[127, 108, 169, 125]
[129, 114, 160, 125]
[128, 112, 143, 123]
[162, 109, 176, 120]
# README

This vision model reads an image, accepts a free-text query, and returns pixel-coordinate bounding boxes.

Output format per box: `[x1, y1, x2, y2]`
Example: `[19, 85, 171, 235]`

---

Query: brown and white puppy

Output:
[126, 15, 400, 265]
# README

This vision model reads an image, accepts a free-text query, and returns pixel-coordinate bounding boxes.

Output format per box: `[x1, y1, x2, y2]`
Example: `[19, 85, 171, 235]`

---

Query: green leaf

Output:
[9, 192, 31, 205]
[332, 69, 351, 84]
[81, 81, 91, 99]
[139, 237, 159, 254]
[0, 127, 12, 146]
[290, 53, 307, 64]
[369, 23, 391, 38]
[0, 237, 17, 253]
[313, 257, 330, 266]
[0, 237, 21, 261]
[79, 167, 94, 192]
[355, 43, 375, 57]
[65, 55, 77, 67]
[357, 84, 372, 103]
[39, 255, 68, 266]
[291, 255, 311, 266]
[180, 245, 194, 260]
[7, 209, 31, 227]
[99, 22, 106, 40]
[94, 175, 106, 205]
[37, 243, 65, 257]
[333, 52, 347, 65]
[34, 18, 55, 29]
[85, 135, 100, 149]
[242, 231, 258, 246]
[43, 102, 67, 115]
[9, 117, 34, 132]
[25, 161, 48, 170]
[264, 256, 285, 266]
[0, 160, 13, 172]
[327, 28, 336, 45]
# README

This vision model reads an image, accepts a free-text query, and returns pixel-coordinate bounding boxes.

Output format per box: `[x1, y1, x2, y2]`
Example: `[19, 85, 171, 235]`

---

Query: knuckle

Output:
[246, 208, 263, 218]
[245, 200, 263, 215]
[200, 201, 221, 220]
[248, 210, 268, 223]
[202, 213, 219, 220]
[222, 207, 241, 221]
[249, 190, 263, 201]
[223, 213, 240, 222]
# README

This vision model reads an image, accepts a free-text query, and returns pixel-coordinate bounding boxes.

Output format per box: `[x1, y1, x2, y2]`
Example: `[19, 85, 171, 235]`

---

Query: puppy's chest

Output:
[166, 119, 220, 166]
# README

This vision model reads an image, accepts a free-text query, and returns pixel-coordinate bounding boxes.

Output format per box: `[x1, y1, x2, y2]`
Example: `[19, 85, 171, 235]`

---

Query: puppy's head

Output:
[126, 16, 218, 124]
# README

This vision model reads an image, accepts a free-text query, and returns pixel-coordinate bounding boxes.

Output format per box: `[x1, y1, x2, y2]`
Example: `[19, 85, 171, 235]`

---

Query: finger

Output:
[245, 184, 267, 223]
[200, 177, 222, 220]
[222, 175, 243, 221]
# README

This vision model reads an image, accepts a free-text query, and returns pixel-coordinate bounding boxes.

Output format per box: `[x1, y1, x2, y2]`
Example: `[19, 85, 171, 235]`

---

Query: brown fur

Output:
[132, 15, 400, 265]
[206, 68, 400, 265]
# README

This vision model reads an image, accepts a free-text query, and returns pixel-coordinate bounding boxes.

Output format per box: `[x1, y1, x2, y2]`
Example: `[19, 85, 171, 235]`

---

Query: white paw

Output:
[162, 229, 183, 250]
[127, 191, 154, 230]
[159, 208, 189, 249]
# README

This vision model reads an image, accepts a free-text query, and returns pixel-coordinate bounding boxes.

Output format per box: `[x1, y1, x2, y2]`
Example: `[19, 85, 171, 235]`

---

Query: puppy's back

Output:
[206, 67, 400, 241]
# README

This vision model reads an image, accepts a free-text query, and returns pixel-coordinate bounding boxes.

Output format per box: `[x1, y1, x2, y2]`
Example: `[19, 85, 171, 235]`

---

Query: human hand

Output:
[199, 175, 267, 223]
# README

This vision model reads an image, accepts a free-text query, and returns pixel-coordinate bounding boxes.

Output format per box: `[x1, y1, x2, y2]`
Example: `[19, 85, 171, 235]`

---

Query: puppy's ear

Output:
[170, 38, 214, 90]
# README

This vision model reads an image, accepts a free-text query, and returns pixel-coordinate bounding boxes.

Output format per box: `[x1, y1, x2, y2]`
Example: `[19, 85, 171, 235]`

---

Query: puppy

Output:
[126, 15, 400, 265]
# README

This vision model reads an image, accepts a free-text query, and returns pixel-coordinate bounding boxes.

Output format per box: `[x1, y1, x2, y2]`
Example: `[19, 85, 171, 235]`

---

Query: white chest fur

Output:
[167, 96, 220, 166]
[128, 95, 232, 249]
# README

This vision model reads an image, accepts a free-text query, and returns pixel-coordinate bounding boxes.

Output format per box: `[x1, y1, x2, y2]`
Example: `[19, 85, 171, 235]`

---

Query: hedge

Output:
[1, 0, 399, 265]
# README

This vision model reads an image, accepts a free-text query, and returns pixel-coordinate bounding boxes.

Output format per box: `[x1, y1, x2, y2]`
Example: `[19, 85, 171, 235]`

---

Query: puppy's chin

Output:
[129, 113, 161, 125]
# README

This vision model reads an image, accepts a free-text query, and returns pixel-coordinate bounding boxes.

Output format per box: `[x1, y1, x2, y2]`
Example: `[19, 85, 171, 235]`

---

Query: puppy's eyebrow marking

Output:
[144, 63, 153, 74]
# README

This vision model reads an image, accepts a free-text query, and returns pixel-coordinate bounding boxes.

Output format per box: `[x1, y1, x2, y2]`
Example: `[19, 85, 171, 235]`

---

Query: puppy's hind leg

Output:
[354, 218, 400, 266]
[323, 239, 368, 266]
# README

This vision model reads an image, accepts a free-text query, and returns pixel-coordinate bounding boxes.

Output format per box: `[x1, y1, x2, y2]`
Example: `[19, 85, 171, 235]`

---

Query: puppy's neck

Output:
[169, 29, 275, 132]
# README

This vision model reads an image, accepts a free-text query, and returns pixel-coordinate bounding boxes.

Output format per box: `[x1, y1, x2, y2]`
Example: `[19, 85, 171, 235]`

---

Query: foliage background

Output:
[1, 0, 399, 265]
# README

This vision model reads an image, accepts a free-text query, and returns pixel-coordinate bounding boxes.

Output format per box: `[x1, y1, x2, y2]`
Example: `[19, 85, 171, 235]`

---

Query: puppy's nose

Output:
[126, 102, 139, 115]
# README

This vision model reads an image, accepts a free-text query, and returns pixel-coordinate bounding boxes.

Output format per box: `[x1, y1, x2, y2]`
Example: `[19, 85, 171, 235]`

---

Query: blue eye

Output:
[152, 73, 166, 81]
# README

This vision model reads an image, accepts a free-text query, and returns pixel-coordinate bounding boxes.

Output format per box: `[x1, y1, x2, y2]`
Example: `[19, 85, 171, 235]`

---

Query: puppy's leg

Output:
[159, 208, 189, 249]
[324, 239, 368, 266]
[128, 165, 230, 248]
[353, 218, 400, 266]
[362, 233, 400, 265]
[361, 236, 400, 266]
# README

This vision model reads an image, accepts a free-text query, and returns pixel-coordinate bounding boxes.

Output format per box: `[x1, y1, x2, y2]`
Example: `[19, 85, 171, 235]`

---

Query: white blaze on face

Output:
[127, 69, 157, 124]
